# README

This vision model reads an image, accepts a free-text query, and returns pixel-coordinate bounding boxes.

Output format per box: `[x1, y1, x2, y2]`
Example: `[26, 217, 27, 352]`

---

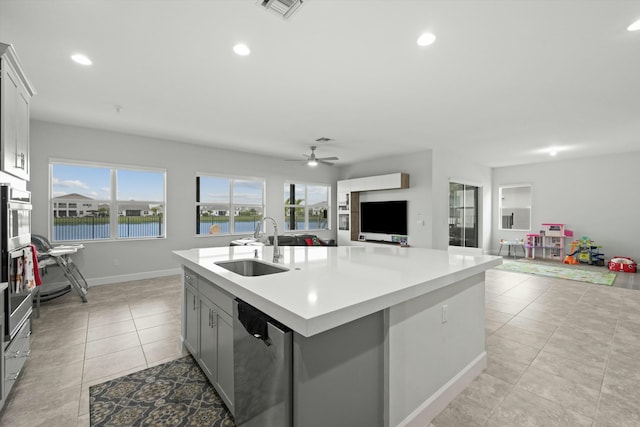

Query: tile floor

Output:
[0, 275, 187, 427]
[0, 267, 639, 426]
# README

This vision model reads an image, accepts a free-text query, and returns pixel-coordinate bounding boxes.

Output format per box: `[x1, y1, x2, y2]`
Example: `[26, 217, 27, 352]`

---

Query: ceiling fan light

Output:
[307, 159, 318, 167]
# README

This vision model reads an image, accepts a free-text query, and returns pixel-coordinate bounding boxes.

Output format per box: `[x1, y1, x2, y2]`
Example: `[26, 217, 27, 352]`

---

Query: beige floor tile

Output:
[594, 390, 640, 427]
[516, 366, 600, 418]
[82, 346, 147, 383]
[85, 331, 141, 359]
[77, 413, 90, 427]
[431, 392, 493, 427]
[86, 318, 136, 342]
[130, 299, 178, 319]
[134, 309, 180, 330]
[142, 336, 189, 364]
[486, 334, 540, 365]
[137, 322, 181, 345]
[485, 308, 514, 323]
[485, 319, 505, 335]
[486, 388, 592, 427]
[87, 307, 133, 328]
[24, 341, 85, 370]
[18, 359, 85, 392]
[493, 323, 550, 350]
[506, 315, 557, 336]
[1, 383, 82, 426]
[485, 353, 529, 385]
[30, 324, 87, 351]
[530, 348, 605, 391]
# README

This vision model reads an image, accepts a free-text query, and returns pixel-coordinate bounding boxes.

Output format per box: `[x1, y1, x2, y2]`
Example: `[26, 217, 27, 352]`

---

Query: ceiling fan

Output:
[289, 146, 339, 167]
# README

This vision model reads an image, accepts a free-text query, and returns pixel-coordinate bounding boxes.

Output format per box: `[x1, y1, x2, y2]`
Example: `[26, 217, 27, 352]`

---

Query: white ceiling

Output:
[2, 0, 640, 168]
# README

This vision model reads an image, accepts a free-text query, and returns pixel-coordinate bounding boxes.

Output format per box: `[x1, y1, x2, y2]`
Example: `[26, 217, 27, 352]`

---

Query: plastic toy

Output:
[564, 236, 605, 266]
[608, 257, 637, 273]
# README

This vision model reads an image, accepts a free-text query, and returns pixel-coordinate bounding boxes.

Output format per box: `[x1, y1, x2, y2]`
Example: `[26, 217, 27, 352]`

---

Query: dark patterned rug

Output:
[89, 355, 235, 426]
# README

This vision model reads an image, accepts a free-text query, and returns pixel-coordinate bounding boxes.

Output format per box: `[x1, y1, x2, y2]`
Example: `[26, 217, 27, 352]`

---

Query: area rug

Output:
[89, 355, 235, 426]
[495, 261, 616, 286]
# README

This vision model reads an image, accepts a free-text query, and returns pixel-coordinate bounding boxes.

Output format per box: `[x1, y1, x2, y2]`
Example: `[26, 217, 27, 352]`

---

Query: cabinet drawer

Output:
[5, 319, 31, 394]
[199, 278, 233, 316]
[184, 268, 198, 290]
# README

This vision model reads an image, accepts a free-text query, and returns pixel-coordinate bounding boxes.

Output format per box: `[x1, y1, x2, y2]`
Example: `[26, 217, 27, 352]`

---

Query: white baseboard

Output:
[398, 351, 487, 427]
[41, 268, 182, 288]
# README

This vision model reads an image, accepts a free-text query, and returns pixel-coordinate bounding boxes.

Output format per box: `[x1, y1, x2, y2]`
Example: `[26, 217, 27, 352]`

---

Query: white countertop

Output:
[173, 245, 502, 337]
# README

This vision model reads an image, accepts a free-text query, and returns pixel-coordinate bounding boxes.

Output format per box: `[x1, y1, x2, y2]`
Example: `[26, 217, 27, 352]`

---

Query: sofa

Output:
[268, 234, 336, 246]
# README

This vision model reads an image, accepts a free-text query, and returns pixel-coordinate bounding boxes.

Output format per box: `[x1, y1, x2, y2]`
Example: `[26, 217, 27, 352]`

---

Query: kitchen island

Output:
[174, 245, 501, 427]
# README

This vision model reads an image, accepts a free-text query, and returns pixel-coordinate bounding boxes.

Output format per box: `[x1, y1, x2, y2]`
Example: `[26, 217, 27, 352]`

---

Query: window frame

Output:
[195, 172, 266, 237]
[283, 181, 331, 232]
[448, 181, 480, 248]
[49, 159, 167, 243]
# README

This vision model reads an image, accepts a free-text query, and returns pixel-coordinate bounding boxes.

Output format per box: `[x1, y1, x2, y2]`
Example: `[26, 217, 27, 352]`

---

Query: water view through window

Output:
[51, 163, 166, 241]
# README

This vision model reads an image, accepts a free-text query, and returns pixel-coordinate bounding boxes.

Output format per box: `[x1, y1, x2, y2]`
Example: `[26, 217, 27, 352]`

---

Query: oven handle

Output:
[9, 247, 33, 259]
[6, 202, 32, 210]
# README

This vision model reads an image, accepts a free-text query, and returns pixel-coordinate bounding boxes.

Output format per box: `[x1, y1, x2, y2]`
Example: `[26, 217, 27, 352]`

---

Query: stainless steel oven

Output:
[1, 185, 33, 341]
[1, 186, 31, 252]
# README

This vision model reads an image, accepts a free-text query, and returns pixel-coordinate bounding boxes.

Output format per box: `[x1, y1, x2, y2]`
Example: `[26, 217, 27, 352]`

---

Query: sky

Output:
[52, 164, 165, 202]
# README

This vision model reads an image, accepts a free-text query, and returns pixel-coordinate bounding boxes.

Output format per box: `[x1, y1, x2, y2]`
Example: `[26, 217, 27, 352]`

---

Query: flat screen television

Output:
[360, 200, 408, 236]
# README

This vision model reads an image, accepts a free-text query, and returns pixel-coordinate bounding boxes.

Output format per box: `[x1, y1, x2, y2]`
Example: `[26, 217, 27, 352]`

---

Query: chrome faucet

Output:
[253, 221, 262, 239]
[263, 216, 282, 263]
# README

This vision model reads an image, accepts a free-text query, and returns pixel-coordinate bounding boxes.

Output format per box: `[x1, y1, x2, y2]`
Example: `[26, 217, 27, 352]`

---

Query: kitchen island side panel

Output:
[387, 273, 486, 426]
[292, 310, 385, 427]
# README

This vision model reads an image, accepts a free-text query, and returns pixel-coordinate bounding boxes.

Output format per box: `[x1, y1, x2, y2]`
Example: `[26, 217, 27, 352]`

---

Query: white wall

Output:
[339, 149, 493, 252]
[339, 151, 434, 248]
[431, 149, 493, 252]
[29, 120, 339, 285]
[492, 151, 640, 261]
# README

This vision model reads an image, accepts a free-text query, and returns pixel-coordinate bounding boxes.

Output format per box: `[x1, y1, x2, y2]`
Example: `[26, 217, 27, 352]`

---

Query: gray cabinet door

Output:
[199, 297, 217, 381]
[1, 57, 31, 181]
[216, 313, 234, 412]
[184, 285, 199, 355]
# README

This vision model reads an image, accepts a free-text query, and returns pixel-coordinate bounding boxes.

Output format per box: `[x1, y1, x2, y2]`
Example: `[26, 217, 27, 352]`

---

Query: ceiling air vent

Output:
[258, 0, 306, 20]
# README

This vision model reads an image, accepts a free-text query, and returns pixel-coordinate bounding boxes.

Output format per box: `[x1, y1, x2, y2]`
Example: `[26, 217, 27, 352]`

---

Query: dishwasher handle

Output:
[237, 299, 271, 346]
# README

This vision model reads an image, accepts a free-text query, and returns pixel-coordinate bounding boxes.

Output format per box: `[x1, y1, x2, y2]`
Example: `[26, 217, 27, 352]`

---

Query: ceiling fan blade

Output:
[318, 159, 335, 166]
[317, 156, 339, 161]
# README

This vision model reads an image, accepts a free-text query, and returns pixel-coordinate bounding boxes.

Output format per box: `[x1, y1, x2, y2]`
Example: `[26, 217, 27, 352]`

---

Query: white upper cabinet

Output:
[1, 43, 36, 181]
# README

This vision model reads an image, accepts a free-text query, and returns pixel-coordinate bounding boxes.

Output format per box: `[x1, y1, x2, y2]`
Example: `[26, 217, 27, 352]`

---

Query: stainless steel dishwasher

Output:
[233, 299, 292, 427]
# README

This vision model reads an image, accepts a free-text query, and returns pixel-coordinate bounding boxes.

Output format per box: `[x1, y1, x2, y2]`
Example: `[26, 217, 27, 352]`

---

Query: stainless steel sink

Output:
[215, 259, 289, 277]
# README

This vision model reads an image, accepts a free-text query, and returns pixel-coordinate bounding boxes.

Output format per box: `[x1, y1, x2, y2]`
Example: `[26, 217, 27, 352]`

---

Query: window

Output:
[50, 161, 166, 242]
[449, 182, 479, 248]
[283, 182, 330, 231]
[196, 174, 264, 235]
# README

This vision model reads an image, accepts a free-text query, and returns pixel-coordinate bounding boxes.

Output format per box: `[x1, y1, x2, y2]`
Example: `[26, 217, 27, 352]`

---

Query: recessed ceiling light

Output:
[233, 43, 251, 56]
[417, 33, 436, 47]
[71, 53, 92, 66]
[628, 18, 640, 32]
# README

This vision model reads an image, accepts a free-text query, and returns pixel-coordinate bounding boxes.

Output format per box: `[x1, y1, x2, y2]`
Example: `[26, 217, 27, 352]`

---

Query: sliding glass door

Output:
[448, 182, 479, 248]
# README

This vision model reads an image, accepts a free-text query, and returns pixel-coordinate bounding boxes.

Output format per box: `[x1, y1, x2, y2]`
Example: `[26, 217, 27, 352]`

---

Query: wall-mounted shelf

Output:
[337, 173, 410, 246]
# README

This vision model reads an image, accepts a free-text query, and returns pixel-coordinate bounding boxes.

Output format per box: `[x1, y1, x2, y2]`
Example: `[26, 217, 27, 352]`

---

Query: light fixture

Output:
[307, 158, 318, 167]
[233, 44, 251, 56]
[71, 53, 92, 66]
[628, 18, 640, 32]
[417, 32, 436, 47]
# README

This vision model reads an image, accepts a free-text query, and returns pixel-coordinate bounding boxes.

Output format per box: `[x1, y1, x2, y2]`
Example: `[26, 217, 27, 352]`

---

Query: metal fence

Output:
[53, 215, 164, 241]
